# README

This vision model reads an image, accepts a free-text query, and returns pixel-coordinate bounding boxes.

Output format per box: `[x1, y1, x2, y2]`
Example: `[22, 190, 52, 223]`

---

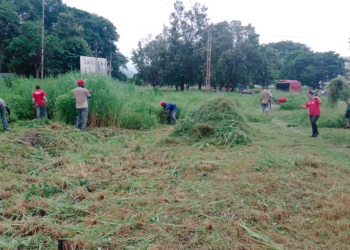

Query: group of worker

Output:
[0, 79, 178, 132]
[0, 79, 92, 132]
[260, 87, 350, 137]
[4, 81, 349, 136]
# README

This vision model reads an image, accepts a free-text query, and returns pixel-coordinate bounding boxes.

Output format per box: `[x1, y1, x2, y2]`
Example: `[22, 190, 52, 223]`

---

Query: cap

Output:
[77, 79, 86, 86]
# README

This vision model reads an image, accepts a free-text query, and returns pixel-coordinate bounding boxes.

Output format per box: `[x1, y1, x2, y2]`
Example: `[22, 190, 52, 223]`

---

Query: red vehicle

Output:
[276, 80, 302, 93]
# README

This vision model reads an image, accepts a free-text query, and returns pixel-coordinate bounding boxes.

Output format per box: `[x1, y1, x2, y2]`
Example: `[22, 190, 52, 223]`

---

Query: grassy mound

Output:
[173, 98, 251, 147]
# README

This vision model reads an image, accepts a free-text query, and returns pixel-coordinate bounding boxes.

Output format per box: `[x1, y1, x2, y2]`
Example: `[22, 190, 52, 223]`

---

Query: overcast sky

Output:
[63, 0, 350, 69]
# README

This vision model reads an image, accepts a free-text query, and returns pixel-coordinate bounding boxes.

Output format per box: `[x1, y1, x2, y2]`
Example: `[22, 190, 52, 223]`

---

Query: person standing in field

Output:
[32, 85, 48, 119]
[344, 102, 350, 129]
[260, 87, 270, 114]
[160, 101, 177, 125]
[0, 98, 11, 131]
[73, 80, 91, 130]
[299, 91, 322, 137]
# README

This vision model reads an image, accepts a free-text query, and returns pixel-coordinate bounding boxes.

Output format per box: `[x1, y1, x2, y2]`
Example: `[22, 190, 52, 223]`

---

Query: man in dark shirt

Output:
[160, 101, 177, 125]
[0, 98, 11, 131]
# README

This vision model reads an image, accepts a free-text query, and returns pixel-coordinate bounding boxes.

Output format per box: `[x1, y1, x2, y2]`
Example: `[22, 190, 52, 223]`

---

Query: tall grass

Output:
[0, 73, 164, 129]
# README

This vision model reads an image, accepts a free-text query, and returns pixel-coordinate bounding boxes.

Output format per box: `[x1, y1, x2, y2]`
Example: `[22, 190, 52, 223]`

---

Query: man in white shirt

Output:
[73, 80, 91, 130]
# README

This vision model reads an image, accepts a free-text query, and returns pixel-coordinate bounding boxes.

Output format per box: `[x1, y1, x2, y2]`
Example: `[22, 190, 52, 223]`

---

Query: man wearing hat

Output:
[160, 101, 177, 125]
[73, 79, 91, 130]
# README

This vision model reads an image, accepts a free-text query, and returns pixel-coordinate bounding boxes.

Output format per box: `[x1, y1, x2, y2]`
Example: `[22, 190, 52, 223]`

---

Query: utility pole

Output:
[205, 25, 212, 92]
[108, 52, 113, 77]
[40, 0, 45, 80]
[94, 41, 98, 58]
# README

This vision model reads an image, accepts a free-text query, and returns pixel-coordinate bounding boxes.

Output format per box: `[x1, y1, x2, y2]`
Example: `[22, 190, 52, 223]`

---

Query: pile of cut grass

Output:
[173, 98, 251, 147]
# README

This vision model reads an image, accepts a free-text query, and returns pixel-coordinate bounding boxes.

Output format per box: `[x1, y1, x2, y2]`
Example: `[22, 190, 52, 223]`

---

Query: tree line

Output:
[0, 0, 127, 79]
[132, 0, 346, 90]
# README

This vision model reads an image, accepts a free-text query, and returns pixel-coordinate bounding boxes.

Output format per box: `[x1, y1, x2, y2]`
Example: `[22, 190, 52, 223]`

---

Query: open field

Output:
[1, 86, 350, 249]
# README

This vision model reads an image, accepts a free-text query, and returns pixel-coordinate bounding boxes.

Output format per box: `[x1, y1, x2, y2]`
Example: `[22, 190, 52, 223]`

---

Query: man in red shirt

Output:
[299, 91, 322, 137]
[32, 85, 48, 119]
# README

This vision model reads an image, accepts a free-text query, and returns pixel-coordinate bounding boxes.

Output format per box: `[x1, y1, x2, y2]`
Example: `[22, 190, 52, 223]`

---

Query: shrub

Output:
[7, 112, 18, 123]
[328, 77, 350, 105]
[54, 93, 76, 125]
[5, 94, 33, 119]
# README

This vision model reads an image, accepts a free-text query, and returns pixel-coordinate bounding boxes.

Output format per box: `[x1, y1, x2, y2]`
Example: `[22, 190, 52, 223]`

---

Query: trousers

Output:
[309, 115, 320, 135]
[0, 105, 9, 131]
[76, 108, 88, 130]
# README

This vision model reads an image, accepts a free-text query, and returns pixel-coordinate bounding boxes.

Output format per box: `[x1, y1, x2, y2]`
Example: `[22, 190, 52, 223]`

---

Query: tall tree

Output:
[1, 0, 126, 78]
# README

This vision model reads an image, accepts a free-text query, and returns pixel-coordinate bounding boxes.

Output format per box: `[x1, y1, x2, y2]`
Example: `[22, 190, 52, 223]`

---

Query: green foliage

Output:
[1, 0, 126, 78]
[328, 78, 350, 105]
[1, 73, 163, 129]
[54, 93, 76, 125]
[173, 98, 251, 147]
[25, 182, 62, 200]
[5, 94, 33, 119]
[279, 50, 345, 88]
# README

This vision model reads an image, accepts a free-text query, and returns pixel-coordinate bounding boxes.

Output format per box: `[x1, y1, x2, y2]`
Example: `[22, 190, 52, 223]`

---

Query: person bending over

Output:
[160, 101, 177, 125]
[0, 98, 10, 131]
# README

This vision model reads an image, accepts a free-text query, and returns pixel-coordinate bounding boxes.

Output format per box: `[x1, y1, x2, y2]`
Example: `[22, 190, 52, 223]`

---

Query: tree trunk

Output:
[198, 82, 202, 90]
[175, 85, 179, 91]
[180, 83, 185, 91]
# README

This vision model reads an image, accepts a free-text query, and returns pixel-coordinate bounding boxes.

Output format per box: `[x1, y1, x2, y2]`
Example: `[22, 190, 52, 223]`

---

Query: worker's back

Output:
[73, 87, 90, 109]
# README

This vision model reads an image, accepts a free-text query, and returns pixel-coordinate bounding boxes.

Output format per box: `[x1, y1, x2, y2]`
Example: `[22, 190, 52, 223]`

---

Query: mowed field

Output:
[0, 89, 350, 249]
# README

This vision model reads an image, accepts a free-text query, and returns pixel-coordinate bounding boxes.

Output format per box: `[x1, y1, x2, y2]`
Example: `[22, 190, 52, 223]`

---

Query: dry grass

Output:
[1, 93, 350, 249]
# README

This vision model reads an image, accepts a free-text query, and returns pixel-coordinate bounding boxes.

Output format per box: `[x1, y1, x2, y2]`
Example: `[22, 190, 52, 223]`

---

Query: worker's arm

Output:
[299, 104, 307, 109]
[32, 98, 36, 105]
[44, 96, 48, 105]
[5, 105, 10, 115]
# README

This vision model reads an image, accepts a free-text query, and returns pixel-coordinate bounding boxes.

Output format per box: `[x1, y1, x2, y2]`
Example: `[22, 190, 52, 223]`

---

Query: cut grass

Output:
[0, 89, 350, 249]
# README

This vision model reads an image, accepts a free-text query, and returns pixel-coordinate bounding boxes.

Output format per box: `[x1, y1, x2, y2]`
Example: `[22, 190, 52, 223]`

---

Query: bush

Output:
[278, 94, 306, 111]
[5, 94, 33, 119]
[7, 112, 18, 123]
[173, 98, 251, 147]
[328, 78, 350, 105]
[54, 93, 76, 125]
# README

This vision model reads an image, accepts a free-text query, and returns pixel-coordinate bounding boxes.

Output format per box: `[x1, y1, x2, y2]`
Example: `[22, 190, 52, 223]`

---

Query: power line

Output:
[261, 35, 320, 40]
[188, 0, 194, 7]
[159, 0, 172, 9]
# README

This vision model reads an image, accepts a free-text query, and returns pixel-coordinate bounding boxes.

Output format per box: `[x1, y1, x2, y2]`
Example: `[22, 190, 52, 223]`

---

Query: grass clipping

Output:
[172, 98, 251, 147]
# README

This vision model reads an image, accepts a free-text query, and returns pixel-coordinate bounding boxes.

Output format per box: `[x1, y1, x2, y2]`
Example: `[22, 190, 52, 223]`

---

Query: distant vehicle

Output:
[276, 80, 302, 93]
[238, 84, 246, 91]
